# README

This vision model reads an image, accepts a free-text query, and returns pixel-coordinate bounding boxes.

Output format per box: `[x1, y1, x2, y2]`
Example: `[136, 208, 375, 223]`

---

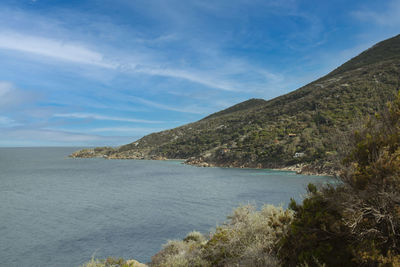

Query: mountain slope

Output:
[202, 98, 267, 120]
[71, 35, 400, 174]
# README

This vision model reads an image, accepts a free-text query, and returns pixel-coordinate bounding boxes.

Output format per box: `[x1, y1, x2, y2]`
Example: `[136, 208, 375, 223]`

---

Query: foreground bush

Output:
[279, 92, 400, 266]
[279, 184, 355, 266]
[81, 257, 146, 267]
[150, 205, 293, 267]
[340, 92, 400, 265]
[150, 231, 208, 267]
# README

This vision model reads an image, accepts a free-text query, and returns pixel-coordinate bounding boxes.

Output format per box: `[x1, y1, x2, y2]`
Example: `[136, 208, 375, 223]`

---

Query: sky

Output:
[0, 0, 399, 147]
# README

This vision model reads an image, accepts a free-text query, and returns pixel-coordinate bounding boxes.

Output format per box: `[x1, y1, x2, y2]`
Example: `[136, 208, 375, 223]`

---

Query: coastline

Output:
[185, 160, 337, 177]
[70, 151, 337, 177]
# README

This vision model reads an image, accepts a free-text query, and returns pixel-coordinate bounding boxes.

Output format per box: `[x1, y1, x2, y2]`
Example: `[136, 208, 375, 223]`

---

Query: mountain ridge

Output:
[71, 34, 400, 175]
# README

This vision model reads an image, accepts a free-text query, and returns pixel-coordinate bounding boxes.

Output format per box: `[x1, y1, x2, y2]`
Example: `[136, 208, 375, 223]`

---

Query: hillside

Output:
[71, 34, 400, 174]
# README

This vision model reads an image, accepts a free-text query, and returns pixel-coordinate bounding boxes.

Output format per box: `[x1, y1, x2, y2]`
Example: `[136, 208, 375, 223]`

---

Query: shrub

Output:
[81, 257, 140, 267]
[279, 185, 354, 266]
[202, 204, 293, 267]
[150, 204, 293, 267]
[339, 92, 400, 265]
[150, 232, 208, 267]
[279, 92, 400, 266]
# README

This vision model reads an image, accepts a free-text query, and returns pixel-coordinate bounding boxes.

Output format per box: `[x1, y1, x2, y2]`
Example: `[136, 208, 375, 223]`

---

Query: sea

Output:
[0, 147, 333, 266]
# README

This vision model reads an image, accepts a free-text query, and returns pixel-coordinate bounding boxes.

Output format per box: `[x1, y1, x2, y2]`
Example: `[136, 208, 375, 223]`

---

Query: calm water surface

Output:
[0, 147, 333, 266]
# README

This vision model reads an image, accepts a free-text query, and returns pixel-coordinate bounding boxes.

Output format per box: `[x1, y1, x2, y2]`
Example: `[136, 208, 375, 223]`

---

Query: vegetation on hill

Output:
[71, 35, 400, 175]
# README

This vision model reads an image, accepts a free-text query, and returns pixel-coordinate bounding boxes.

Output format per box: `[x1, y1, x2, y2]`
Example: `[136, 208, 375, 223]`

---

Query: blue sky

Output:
[0, 0, 399, 146]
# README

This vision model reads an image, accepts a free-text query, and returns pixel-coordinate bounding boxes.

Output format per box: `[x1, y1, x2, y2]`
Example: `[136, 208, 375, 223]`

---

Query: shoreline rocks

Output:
[70, 149, 336, 177]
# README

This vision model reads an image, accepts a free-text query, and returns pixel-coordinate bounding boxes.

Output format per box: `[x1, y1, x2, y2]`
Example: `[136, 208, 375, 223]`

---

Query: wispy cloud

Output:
[53, 113, 164, 124]
[0, 29, 275, 93]
[0, 31, 116, 68]
[133, 66, 240, 92]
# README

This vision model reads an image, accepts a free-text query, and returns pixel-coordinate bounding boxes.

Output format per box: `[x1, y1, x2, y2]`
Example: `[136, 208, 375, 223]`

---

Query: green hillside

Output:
[71, 34, 400, 174]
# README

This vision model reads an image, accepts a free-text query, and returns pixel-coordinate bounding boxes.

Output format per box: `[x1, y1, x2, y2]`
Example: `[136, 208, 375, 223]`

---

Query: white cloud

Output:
[0, 31, 116, 68]
[0, 14, 288, 94]
[0, 5, 292, 99]
[53, 113, 164, 124]
[0, 27, 280, 93]
[127, 60, 284, 93]
[127, 65, 239, 92]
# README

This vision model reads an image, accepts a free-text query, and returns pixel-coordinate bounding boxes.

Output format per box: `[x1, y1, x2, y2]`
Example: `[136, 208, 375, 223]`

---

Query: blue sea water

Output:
[0, 147, 332, 266]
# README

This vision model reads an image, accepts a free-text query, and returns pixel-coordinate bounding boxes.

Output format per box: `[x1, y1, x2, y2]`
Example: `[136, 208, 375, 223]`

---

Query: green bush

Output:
[279, 185, 354, 266]
[339, 92, 400, 265]
[279, 92, 400, 266]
